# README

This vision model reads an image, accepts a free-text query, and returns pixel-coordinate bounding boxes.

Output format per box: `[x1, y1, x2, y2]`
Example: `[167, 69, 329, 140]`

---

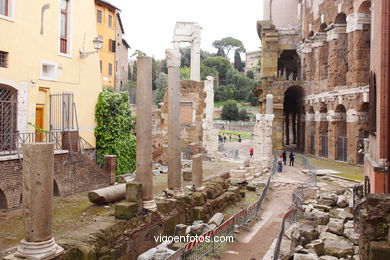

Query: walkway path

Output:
[220, 162, 307, 260]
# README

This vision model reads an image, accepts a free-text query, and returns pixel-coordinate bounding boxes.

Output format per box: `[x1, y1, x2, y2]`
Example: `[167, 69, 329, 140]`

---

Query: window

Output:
[96, 9, 102, 23]
[0, 51, 8, 68]
[60, 0, 69, 54]
[41, 62, 57, 81]
[0, 0, 8, 16]
[108, 14, 112, 27]
[108, 63, 112, 76]
[109, 39, 116, 52]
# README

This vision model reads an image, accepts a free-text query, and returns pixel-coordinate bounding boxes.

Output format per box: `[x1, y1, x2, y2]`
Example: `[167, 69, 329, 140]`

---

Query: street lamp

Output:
[80, 36, 103, 59]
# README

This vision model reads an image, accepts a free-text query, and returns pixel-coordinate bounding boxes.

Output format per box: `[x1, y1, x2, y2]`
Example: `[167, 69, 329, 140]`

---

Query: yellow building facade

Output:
[0, 0, 102, 146]
[95, 0, 117, 89]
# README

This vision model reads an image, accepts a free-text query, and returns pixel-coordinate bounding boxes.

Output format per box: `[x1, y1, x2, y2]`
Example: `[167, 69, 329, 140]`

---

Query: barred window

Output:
[0, 51, 8, 68]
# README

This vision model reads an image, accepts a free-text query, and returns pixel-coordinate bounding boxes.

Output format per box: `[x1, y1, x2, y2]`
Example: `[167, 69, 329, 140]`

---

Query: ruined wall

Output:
[153, 80, 206, 164]
[0, 152, 113, 210]
[60, 177, 242, 260]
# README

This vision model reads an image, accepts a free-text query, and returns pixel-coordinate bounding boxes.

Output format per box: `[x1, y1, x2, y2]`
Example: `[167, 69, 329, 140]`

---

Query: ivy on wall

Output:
[95, 89, 136, 175]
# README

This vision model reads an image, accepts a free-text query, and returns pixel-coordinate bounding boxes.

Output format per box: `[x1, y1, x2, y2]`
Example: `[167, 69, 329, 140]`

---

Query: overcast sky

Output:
[110, 0, 263, 60]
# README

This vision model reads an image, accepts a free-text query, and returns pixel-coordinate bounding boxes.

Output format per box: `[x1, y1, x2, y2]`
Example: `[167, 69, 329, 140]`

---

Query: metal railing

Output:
[302, 156, 317, 187]
[79, 136, 105, 168]
[0, 131, 63, 156]
[165, 154, 278, 260]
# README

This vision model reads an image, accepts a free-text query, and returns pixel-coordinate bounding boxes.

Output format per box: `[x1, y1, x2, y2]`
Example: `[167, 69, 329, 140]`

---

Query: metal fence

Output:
[336, 136, 348, 162]
[166, 155, 278, 260]
[320, 134, 328, 158]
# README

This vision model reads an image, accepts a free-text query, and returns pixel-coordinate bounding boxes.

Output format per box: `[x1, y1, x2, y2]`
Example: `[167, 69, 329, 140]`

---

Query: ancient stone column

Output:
[192, 154, 203, 188]
[12, 143, 63, 260]
[135, 56, 157, 211]
[190, 25, 201, 82]
[166, 48, 185, 197]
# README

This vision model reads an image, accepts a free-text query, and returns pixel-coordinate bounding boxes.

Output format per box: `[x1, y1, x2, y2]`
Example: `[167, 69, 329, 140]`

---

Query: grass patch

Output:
[297, 154, 364, 181]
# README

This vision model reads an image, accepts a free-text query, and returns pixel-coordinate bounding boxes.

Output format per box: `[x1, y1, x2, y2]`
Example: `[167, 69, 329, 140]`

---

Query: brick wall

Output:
[0, 152, 113, 210]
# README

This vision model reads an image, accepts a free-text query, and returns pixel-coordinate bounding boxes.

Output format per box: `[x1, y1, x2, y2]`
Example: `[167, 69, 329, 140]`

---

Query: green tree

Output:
[234, 50, 244, 72]
[180, 66, 190, 80]
[246, 70, 254, 79]
[212, 37, 246, 59]
[200, 64, 218, 80]
[221, 100, 239, 120]
[214, 84, 235, 102]
[202, 56, 232, 82]
[155, 72, 168, 105]
[238, 109, 250, 121]
[95, 90, 136, 175]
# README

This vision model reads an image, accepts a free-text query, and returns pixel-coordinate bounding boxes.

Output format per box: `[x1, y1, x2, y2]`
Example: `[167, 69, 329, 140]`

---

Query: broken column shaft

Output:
[135, 56, 157, 211]
[166, 48, 184, 197]
[12, 143, 63, 260]
[192, 154, 203, 188]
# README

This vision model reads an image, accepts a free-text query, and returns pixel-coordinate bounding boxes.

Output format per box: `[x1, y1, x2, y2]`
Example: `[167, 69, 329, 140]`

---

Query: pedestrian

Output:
[277, 154, 283, 172]
[223, 135, 226, 143]
[289, 151, 295, 166]
[282, 151, 287, 165]
[229, 134, 232, 143]
[238, 134, 242, 143]
[250, 148, 254, 158]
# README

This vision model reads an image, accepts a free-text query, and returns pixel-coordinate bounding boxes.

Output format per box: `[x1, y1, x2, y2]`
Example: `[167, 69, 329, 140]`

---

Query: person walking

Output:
[250, 148, 254, 158]
[282, 151, 287, 165]
[289, 151, 295, 166]
[277, 154, 283, 172]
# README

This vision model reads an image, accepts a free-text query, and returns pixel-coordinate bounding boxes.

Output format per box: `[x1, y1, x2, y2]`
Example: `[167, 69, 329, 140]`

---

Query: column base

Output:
[5, 237, 63, 260]
[166, 188, 186, 198]
[143, 199, 157, 212]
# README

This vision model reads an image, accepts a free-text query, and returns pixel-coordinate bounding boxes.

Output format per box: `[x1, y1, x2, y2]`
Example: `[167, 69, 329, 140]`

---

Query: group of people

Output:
[277, 151, 295, 172]
[218, 133, 242, 143]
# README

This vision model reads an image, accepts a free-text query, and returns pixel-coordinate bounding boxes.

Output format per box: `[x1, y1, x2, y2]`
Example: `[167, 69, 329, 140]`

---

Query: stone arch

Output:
[0, 189, 8, 209]
[358, 1, 371, 14]
[319, 23, 327, 33]
[53, 180, 60, 197]
[278, 50, 300, 80]
[335, 13, 347, 24]
[334, 104, 348, 161]
[283, 85, 305, 151]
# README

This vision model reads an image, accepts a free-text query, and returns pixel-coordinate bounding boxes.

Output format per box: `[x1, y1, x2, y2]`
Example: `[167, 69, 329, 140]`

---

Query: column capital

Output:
[166, 48, 181, 68]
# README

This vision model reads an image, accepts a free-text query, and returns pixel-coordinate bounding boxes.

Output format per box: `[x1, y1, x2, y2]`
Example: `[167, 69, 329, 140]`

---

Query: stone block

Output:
[305, 239, 324, 256]
[240, 190, 246, 197]
[183, 169, 192, 181]
[115, 202, 139, 219]
[156, 199, 175, 215]
[247, 184, 257, 191]
[125, 182, 142, 204]
[174, 224, 188, 236]
[227, 186, 240, 196]
[293, 253, 319, 260]
[323, 238, 354, 258]
[192, 206, 206, 221]
[191, 192, 207, 206]
[369, 241, 390, 260]
[327, 219, 344, 235]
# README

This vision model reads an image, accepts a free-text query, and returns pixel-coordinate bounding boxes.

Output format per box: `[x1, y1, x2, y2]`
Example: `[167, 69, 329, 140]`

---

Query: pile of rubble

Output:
[229, 160, 262, 184]
[280, 187, 361, 260]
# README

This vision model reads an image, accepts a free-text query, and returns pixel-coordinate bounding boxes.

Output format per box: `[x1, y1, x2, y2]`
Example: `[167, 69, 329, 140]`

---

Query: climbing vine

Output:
[95, 89, 136, 175]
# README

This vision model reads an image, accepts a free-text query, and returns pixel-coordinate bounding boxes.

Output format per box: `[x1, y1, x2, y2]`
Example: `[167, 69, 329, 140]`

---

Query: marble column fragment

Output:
[166, 48, 185, 197]
[135, 56, 157, 211]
